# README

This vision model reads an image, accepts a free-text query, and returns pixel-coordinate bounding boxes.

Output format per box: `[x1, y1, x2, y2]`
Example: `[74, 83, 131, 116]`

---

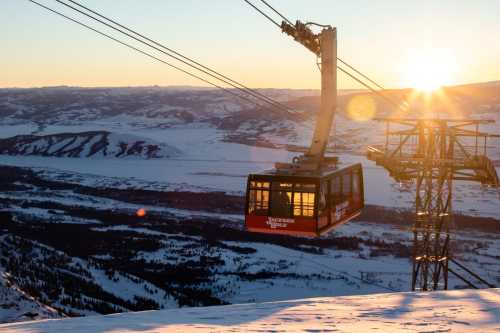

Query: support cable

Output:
[248, 0, 391, 93]
[449, 258, 496, 288]
[338, 66, 402, 109]
[53, 0, 290, 113]
[338, 62, 405, 110]
[27, 0, 262, 107]
[243, 0, 281, 28]
[447, 267, 479, 289]
[337, 58, 386, 92]
[36, 0, 291, 114]
[259, 0, 294, 25]
[270, 247, 399, 293]
[243, 0, 408, 110]
[63, 0, 292, 114]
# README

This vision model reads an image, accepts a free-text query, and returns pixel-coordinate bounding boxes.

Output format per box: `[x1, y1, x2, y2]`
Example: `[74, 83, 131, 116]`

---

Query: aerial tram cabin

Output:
[245, 164, 364, 237]
[244, 23, 365, 237]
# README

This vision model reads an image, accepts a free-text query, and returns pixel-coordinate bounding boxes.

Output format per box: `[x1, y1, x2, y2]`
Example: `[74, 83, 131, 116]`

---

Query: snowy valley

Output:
[0, 84, 499, 324]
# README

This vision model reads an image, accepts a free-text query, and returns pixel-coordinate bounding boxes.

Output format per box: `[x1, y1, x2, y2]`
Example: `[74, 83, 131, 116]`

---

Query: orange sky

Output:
[3, 0, 500, 89]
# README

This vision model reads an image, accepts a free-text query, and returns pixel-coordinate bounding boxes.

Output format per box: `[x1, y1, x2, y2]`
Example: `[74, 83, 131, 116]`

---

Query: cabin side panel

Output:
[246, 215, 318, 236]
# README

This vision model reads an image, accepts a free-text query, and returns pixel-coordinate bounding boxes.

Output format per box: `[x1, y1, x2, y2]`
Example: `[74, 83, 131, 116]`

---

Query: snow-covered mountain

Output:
[1, 85, 499, 154]
[0, 86, 309, 128]
[0, 131, 180, 159]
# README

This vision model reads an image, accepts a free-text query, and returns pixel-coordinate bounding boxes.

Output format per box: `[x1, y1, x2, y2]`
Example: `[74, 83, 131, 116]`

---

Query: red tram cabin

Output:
[245, 163, 364, 237]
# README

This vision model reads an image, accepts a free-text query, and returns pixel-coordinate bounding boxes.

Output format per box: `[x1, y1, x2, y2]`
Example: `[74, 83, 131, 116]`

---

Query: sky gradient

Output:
[3, 0, 500, 89]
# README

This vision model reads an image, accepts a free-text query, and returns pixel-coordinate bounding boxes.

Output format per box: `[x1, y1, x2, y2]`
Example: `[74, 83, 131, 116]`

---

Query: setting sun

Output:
[402, 49, 456, 92]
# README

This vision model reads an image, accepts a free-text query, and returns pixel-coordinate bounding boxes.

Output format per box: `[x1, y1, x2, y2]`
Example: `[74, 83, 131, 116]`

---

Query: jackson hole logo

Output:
[335, 201, 349, 220]
[266, 217, 294, 229]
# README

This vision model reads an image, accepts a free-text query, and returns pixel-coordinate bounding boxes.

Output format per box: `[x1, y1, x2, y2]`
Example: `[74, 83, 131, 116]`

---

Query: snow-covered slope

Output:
[0, 271, 60, 324]
[1, 288, 498, 332]
[0, 131, 180, 159]
[0, 85, 498, 326]
[1, 163, 498, 323]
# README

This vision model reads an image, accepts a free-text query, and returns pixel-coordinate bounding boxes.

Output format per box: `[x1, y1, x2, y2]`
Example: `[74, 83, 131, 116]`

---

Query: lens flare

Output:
[136, 208, 146, 217]
[347, 95, 376, 121]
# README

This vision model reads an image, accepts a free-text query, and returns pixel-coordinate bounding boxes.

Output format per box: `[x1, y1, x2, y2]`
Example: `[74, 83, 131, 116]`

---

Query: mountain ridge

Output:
[0, 131, 180, 159]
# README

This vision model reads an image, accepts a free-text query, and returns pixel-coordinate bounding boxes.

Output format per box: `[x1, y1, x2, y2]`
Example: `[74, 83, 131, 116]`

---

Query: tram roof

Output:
[249, 163, 361, 182]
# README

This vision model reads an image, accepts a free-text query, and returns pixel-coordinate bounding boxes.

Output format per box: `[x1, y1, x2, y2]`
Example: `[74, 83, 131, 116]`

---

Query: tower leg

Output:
[412, 163, 452, 291]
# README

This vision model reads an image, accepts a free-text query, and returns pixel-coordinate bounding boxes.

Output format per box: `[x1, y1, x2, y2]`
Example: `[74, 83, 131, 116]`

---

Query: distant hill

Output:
[450, 80, 500, 88]
[0, 82, 498, 155]
[0, 131, 180, 159]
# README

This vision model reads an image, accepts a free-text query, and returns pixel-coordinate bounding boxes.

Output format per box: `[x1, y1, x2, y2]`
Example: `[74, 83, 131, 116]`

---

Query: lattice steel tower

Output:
[368, 118, 498, 291]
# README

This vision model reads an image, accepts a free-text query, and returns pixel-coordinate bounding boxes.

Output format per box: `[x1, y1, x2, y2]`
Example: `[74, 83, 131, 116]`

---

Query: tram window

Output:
[295, 183, 316, 192]
[318, 183, 327, 215]
[250, 181, 270, 189]
[272, 182, 293, 190]
[270, 189, 292, 217]
[248, 189, 269, 215]
[330, 176, 341, 203]
[269, 182, 293, 217]
[293, 192, 315, 217]
[342, 173, 352, 199]
[352, 170, 361, 201]
[248, 181, 269, 215]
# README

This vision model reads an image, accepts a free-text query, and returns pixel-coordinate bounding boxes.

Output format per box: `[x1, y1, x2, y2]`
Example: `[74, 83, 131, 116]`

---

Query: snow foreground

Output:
[1, 289, 498, 332]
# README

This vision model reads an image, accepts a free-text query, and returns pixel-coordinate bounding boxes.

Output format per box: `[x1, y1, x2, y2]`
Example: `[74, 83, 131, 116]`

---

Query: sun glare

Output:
[347, 95, 376, 121]
[402, 49, 456, 92]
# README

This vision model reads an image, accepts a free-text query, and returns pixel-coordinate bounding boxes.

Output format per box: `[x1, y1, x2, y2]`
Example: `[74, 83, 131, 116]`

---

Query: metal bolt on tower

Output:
[368, 118, 499, 291]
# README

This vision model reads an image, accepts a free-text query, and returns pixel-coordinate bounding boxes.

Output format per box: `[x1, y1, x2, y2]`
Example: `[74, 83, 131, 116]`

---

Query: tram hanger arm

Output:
[279, 21, 337, 171]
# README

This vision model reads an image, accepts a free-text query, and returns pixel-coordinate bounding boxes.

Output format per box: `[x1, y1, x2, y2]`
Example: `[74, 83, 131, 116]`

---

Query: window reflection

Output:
[248, 181, 270, 215]
[293, 191, 315, 217]
[271, 190, 292, 217]
[248, 181, 317, 218]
